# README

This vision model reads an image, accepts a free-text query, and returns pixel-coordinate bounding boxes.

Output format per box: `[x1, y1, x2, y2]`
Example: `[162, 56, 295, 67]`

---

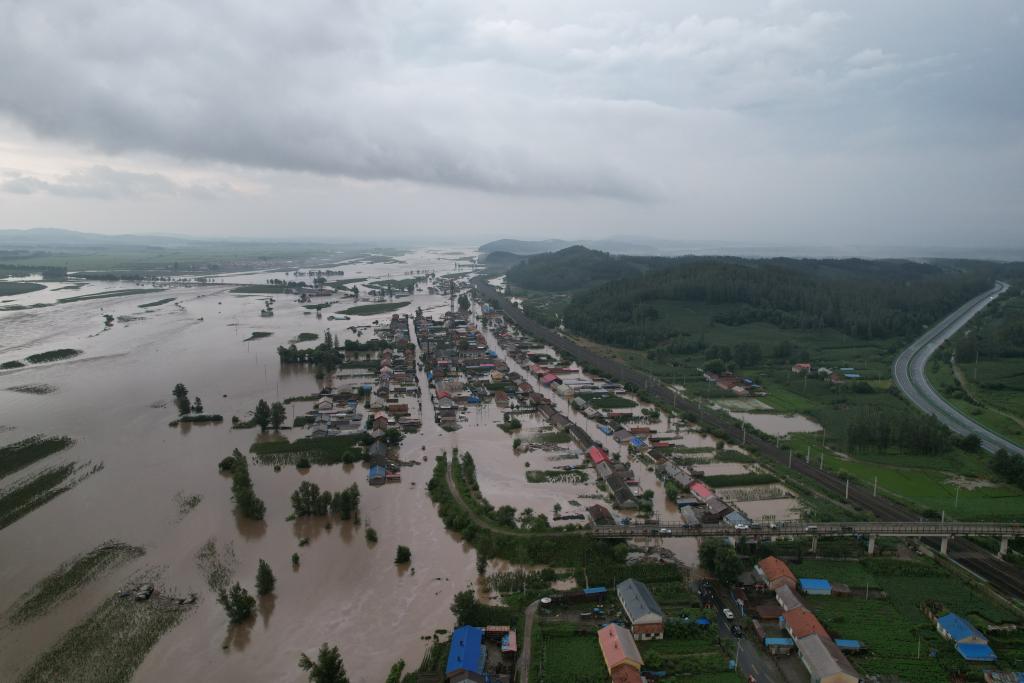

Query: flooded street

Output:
[0, 249, 489, 682]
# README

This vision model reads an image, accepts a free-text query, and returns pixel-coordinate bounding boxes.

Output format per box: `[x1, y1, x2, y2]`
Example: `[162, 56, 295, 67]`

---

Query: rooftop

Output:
[445, 626, 484, 675]
[597, 623, 643, 672]
[616, 578, 665, 623]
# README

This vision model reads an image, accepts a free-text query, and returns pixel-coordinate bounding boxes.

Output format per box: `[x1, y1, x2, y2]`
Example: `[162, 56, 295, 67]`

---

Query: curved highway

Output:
[893, 280, 1022, 456]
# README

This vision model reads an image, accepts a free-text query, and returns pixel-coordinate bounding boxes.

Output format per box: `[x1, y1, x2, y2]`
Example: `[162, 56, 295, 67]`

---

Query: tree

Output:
[192, 396, 204, 414]
[395, 545, 411, 564]
[172, 383, 190, 416]
[254, 399, 272, 431]
[713, 544, 744, 585]
[450, 589, 477, 626]
[298, 643, 350, 683]
[292, 481, 330, 516]
[476, 552, 488, 575]
[270, 401, 286, 430]
[256, 559, 275, 596]
[458, 293, 470, 311]
[217, 582, 256, 623]
[365, 527, 378, 543]
[699, 539, 723, 574]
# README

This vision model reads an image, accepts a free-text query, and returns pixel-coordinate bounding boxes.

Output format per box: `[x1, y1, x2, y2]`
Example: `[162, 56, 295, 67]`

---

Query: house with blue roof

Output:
[799, 578, 832, 596]
[446, 626, 486, 678]
[936, 612, 998, 662]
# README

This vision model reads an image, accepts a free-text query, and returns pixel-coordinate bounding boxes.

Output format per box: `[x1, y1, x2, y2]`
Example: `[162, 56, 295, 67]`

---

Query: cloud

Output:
[0, 165, 228, 199]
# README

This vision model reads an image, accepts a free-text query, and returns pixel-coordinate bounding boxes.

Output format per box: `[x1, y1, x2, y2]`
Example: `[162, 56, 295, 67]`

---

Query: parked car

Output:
[659, 528, 673, 535]
[731, 625, 744, 638]
[734, 523, 750, 530]
[722, 608, 734, 620]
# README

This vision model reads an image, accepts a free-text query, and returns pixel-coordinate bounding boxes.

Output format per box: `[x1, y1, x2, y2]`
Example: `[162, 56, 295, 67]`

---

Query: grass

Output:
[242, 331, 272, 341]
[0, 463, 87, 530]
[9, 541, 145, 624]
[249, 434, 365, 465]
[525, 470, 589, 484]
[295, 332, 319, 342]
[784, 433, 1024, 521]
[701, 473, 778, 488]
[57, 288, 162, 304]
[25, 348, 82, 364]
[531, 622, 607, 682]
[0, 435, 75, 479]
[1, 360, 26, 369]
[927, 354, 1024, 448]
[229, 284, 290, 294]
[16, 588, 192, 683]
[195, 539, 237, 592]
[588, 395, 637, 409]
[341, 301, 409, 316]
[0, 282, 46, 295]
[138, 297, 175, 308]
[7, 384, 59, 395]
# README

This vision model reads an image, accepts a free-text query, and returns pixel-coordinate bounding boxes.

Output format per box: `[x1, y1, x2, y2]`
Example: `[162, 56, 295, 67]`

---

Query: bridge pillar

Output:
[940, 536, 949, 556]
[810, 536, 818, 553]
[867, 535, 876, 556]
[999, 537, 1010, 558]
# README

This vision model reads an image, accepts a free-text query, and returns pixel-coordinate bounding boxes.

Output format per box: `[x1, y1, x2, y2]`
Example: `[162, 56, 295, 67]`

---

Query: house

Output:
[765, 637, 795, 655]
[756, 556, 798, 591]
[796, 633, 860, 683]
[588, 504, 615, 526]
[937, 612, 998, 662]
[783, 607, 829, 640]
[446, 626, 485, 678]
[724, 510, 752, 528]
[368, 465, 387, 486]
[610, 664, 643, 683]
[597, 623, 643, 672]
[704, 496, 731, 520]
[689, 482, 714, 502]
[800, 578, 832, 596]
[775, 584, 804, 612]
[792, 362, 812, 374]
[616, 579, 665, 640]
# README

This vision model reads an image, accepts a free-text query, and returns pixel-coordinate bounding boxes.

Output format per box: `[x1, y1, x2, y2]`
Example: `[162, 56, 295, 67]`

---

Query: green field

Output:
[341, 301, 409, 316]
[0, 435, 75, 480]
[229, 284, 290, 294]
[928, 355, 1024, 448]
[530, 622, 606, 683]
[784, 433, 1024, 521]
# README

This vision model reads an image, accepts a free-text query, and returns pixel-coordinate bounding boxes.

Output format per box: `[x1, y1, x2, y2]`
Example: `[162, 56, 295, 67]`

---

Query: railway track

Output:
[474, 277, 1024, 604]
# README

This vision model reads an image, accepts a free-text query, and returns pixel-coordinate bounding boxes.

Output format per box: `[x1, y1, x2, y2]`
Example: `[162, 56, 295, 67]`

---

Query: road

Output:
[705, 581, 783, 683]
[893, 280, 1022, 455]
[516, 600, 539, 683]
[474, 277, 1024, 603]
[593, 520, 1024, 540]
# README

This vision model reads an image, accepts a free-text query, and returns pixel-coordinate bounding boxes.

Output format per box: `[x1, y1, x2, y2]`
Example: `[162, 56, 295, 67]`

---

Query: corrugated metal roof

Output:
[796, 634, 859, 680]
[799, 578, 832, 593]
[955, 642, 998, 662]
[765, 637, 794, 646]
[598, 624, 643, 672]
[446, 626, 484, 674]
[616, 579, 664, 623]
[938, 612, 987, 644]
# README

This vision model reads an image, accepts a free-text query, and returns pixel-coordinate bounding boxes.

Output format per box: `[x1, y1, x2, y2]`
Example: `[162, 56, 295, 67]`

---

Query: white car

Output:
[723, 608, 735, 620]
[735, 524, 750, 530]
[659, 528, 673, 535]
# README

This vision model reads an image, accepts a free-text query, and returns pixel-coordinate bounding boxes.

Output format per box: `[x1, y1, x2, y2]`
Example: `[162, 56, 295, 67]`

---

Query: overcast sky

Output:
[1, 0, 1022, 248]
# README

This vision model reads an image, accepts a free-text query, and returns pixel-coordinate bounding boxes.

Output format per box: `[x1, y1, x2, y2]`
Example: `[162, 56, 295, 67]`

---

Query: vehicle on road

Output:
[731, 624, 744, 638]
[659, 527, 673, 535]
[723, 608, 734, 620]
[735, 523, 750, 530]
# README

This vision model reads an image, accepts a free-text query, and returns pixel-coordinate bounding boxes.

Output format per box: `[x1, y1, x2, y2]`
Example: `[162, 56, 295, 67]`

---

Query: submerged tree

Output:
[192, 396, 204, 414]
[298, 643, 349, 683]
[217, 582, 256, 623]
[253, 399, 272, 431]
[270, 401, 286, 430]
[394, 545, 411, 564]
[256, 559, 276, 596]
[172, 383, 190, 416]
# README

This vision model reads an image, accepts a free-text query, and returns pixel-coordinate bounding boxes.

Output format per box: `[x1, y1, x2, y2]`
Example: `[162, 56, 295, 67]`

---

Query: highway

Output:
[893, 280, 1023, 455]
[473, 276, 1024, 603]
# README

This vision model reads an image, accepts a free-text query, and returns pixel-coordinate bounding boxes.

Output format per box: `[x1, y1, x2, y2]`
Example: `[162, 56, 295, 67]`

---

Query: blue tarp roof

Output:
[764, 637, 794, 646]
[799, 578, 832, 592]
[695, 617, 711, 625]
[956, 642, 997, 662]
[446, 626, 485, 674]
[583, 586, 607, 595]
[598, 425, 613, 435]
[487, 350, 497, 357]
[630, 437, 646, 447]
[368, 465, 386, 479]
[467, 396, 481, 404]
[835, 639, 863, 650]
[938, 613, 986, 643]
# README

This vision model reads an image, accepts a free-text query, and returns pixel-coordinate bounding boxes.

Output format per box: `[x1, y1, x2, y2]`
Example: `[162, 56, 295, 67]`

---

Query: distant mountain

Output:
[478, 239, 575, 255]
[0, 228, 204, 248]
[482, 251, 528, 268]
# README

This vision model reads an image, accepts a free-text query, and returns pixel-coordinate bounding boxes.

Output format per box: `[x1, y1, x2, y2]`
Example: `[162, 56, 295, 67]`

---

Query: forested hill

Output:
[560, 255, 991, 349]
[505, 246, 669, 291]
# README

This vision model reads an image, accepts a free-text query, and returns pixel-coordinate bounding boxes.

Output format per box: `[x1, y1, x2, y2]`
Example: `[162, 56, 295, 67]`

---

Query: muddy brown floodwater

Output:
[0, 249, 503, 683]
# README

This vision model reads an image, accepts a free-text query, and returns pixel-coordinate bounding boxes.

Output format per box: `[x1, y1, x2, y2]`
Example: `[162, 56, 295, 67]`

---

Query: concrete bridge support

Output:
[999, 537, 1010, 558]
[867, 535, 876, 555]
[810, 536, 819, 553]
[940, 536, 950, 555]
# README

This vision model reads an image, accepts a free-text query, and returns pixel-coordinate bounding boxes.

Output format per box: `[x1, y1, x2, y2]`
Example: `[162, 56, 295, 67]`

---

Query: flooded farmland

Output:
[0, 249, 491, 682]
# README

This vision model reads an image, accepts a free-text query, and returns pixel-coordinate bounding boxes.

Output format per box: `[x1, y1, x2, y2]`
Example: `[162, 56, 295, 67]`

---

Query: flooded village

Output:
[4, 245, 1021, 683]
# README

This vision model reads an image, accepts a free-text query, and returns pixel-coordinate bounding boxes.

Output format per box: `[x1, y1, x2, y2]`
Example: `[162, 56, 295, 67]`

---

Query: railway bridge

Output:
[591, 521, 1024, 557]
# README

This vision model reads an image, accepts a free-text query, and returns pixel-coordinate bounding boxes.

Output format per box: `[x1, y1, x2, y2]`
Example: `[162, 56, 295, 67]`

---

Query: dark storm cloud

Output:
[0, 0, 1021, 235]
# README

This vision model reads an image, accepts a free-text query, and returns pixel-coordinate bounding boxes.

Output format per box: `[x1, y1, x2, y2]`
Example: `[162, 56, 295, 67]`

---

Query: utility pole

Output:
[845, 479, 849, 500]
[788, 450, 793, 467]
[806, 445, 811, 464]
[819, 452, 824, 470]
[955, 486, 960, 509]
[873, 476, 878, 497]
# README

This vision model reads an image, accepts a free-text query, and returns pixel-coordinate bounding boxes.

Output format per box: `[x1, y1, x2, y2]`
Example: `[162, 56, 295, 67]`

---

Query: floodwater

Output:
[0, 249, 496, 682]
[730, 411, 821, 436]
